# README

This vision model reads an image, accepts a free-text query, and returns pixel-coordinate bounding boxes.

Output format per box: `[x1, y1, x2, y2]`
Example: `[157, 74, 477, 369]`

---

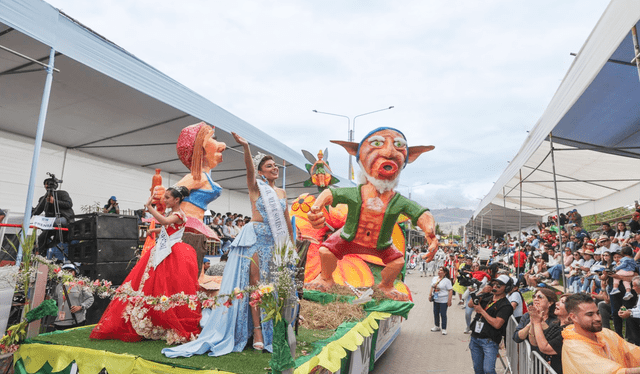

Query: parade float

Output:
[3, 126, 436, 374]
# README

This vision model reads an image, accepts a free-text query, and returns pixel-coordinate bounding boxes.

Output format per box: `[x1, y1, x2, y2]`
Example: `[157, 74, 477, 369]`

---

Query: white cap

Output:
[495, 274, 511, 285]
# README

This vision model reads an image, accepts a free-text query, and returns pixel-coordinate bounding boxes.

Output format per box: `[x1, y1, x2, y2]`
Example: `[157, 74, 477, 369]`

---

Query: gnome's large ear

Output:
[331, 140, 359, 157]
[407, 145, 435, 164]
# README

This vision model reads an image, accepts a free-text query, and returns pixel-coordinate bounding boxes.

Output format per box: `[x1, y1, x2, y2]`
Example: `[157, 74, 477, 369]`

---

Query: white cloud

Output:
[47, 0, 609, 210]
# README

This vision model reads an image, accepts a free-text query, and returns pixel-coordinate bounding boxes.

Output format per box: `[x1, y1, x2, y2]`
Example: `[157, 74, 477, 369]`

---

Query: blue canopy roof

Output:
[476, 0, 640, 221]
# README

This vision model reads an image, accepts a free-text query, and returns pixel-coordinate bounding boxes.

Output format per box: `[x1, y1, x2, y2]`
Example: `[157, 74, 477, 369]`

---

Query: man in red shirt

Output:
[513, 245, 527, 278]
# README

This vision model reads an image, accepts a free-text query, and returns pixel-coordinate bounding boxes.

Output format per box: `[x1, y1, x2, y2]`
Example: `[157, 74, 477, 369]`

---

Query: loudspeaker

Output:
[69, 213, 138, 240]
[79, 261, 134, 286]
[85, 297, 111, 325]
[68, 239, 138, 263]
[80, 260, 136, 325]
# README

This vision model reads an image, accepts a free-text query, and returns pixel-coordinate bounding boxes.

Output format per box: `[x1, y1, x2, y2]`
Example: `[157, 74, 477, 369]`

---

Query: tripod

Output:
[34, 183, 69, 261]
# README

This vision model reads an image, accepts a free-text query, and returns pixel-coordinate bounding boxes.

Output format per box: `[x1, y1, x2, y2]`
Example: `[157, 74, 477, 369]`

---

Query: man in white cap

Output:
[468, 274, 514, 374]
[597, 235, 621, 254]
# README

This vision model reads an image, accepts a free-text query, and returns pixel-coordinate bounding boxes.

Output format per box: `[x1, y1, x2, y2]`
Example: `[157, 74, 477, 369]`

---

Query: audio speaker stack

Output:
[68, 213, 140, 324]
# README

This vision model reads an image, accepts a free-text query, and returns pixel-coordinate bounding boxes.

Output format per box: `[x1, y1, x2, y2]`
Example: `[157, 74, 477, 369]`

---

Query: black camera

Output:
[470, 291, 481, 305]
[457, 270, 483, 305]
[457, 270, 481, 288]
[44, 172, 63, 191]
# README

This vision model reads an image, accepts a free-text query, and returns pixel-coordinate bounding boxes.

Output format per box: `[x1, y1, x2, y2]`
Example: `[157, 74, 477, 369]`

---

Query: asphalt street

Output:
[371, 271, 485, 374]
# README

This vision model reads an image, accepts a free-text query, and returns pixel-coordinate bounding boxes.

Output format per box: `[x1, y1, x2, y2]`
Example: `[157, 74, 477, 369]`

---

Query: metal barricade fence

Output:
[504, 316, 558, 374]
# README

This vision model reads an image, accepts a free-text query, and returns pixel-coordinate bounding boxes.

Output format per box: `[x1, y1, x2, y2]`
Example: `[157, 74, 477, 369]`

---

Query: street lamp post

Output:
[312, 106, 394, 181]
[398, 182, 429, 200]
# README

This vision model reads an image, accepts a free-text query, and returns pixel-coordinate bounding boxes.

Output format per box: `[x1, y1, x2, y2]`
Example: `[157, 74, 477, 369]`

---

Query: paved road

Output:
[371, 271, 477, 374]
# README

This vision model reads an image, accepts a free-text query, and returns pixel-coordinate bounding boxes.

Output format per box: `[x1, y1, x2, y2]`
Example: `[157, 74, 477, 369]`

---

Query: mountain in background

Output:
[430, 208, 473, 234]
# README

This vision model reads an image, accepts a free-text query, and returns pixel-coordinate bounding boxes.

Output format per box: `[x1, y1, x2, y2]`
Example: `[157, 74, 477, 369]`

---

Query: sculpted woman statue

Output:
[163, 132, 293, 358]
[175, 122, 227, 273]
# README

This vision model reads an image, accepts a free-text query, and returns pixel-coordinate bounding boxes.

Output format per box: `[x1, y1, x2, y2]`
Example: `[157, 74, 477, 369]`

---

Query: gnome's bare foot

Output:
[305, 276, 335, 293]
[378, 284, 409, 301]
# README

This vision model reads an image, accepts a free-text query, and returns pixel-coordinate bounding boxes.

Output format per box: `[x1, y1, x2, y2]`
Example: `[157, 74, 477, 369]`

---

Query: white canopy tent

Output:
[0, 0, 350, 217]
[474, 0, 640, 230]
[0, 0, 354, 263]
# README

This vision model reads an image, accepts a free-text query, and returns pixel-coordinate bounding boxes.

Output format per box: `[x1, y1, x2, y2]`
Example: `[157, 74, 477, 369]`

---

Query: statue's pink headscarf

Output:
[176, 122, 213, 181]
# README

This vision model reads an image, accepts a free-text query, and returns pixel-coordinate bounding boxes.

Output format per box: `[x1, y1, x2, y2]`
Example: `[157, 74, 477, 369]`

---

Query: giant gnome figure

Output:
[306, 127, 438, 301]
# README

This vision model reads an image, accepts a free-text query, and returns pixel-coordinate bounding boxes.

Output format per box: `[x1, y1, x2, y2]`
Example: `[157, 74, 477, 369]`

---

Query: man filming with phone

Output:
[32, 174, 75, 255]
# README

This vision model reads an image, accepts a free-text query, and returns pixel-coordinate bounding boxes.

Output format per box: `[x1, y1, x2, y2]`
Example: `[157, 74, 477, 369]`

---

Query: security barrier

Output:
[504, 316, 558, 374]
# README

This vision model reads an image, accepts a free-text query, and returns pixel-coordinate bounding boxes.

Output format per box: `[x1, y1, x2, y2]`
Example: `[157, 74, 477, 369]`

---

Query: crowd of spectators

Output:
[466, 207, 640, 374]
[207, 211, 251, 253]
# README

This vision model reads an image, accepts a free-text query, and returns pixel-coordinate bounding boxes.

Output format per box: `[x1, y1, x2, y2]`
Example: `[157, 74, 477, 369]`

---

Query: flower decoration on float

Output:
[291, 193, 314, 213]
[1, 230, 58, 355]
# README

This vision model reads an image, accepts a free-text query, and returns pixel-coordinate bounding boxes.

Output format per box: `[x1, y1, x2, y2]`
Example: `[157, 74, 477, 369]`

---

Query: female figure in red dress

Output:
[90, 186, 202, 344]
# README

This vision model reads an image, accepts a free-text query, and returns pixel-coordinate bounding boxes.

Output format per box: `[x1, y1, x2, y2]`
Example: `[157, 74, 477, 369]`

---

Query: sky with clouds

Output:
[46, 0, 609, 211]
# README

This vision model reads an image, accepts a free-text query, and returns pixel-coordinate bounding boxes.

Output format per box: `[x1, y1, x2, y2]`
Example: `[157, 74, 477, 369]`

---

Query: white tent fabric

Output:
[0, 0, 351, 215]
[475, 0, 640, 220]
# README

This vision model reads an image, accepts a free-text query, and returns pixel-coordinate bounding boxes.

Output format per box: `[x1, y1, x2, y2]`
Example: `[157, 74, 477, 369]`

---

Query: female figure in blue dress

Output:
[163, 132, 293, 358]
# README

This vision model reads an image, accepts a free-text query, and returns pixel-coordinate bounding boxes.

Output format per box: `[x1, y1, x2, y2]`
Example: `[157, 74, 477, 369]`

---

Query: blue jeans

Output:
[547, 264, 563, 280]
[581, 275, 600, 293]
[469, 336, 499, 374]
[433, 301, 449, 329]
[465, 294, 474, 329]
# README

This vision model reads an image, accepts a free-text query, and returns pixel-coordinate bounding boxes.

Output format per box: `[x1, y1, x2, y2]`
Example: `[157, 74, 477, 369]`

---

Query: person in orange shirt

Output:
[561, 293, 640, 374]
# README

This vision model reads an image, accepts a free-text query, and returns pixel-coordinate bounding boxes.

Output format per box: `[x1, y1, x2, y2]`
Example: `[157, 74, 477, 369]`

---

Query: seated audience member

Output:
[571, 248, 595, 293]
[598, 235, 621, 254]
[0, 208, 5, 223]
[629, 212, 640, 234]
[205, 251, 228, 276]
[609, 246, 638, 300]
[613, 221, 631, 244]
[514, 291, 570, 374]
[594, 286, 612, 330]
[54, 263, 94, 330]
[524, 254, 547, 289]
[102, 196, 120, 214]
[602, 222, 617, 239]
[618, 276, 640, 346]
[212, 213, 222, 226]
[561, 293, 640, 374]
[570, 209, 583, 228]
[220, 218, 236, 251]
[572, 225, 589, 241]
[199, 258, 221, 295]
[537, 247, 572, 286]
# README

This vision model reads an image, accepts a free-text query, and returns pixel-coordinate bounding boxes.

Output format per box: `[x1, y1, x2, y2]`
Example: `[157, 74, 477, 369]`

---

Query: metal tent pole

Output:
[519, 170, 523, 239]
[490, 209, 494, 241]
[282, 159, 286, 191]
[480, 216, 484, 242]
[17, 48, 57, 265]
[59, 148, 69, 187]
[549, 133, 566, 293]
[503, 187, 507, 241]
[518, 170, 523, 281]
[631, 26, 640, 82]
